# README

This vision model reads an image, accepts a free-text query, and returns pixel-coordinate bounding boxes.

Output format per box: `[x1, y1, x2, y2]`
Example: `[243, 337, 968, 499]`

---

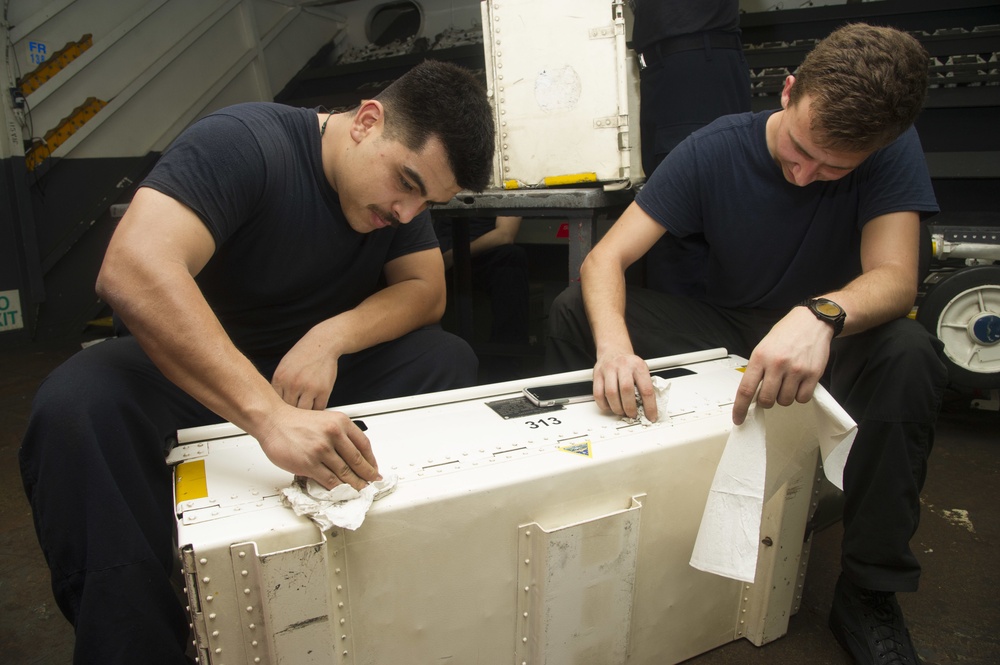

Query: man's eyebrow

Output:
[402, 166, 452, 206]
[789, 132, 854, 171]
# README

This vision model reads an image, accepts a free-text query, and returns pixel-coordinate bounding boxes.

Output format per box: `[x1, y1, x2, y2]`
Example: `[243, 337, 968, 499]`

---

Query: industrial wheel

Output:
[917, 265, 1000, 389]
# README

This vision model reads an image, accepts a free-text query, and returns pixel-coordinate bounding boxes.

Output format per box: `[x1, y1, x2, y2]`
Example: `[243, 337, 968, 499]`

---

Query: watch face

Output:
[816, 300, 842, 317]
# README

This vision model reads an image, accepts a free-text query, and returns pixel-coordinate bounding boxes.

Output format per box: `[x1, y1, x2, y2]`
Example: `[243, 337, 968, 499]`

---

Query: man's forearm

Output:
[819, 211, 921, 336]
[100, 265, 288, 438]
[820, 263, 917, 337]
[443, 225, 518, 269]
[580, 252, 634, 359]
[313, 278, 446, 358]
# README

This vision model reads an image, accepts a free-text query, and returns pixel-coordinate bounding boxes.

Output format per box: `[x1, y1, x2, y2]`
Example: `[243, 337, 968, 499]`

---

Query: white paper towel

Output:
[689, 405, 767, 583]
[690, 389, 856, 583]
[281, 474, 398, 531]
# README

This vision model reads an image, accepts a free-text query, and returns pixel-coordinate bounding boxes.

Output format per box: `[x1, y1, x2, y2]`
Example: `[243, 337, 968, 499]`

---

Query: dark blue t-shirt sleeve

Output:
[855, 126, 938, 228]
[140, 113, 266, 246]
[385, 210, 440, 263]
[635, 136, 704, 237]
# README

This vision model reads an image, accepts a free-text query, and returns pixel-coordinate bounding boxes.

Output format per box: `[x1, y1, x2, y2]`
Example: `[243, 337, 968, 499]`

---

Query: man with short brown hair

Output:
[547, 24, 946, 664]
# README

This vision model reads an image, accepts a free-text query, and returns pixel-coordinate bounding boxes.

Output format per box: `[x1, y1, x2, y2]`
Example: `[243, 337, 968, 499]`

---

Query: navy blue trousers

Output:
[639, 43, 751, 176]
[546, 284, 948, 593]
[638, 42, 752, 295]
[469, 244, 530, 344]
[19, 328, 476, 664]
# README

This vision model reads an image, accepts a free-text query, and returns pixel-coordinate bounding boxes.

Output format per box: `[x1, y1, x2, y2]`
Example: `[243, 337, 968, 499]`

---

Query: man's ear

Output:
[350, 100, 384, 143]
[780, 75, 796, 110]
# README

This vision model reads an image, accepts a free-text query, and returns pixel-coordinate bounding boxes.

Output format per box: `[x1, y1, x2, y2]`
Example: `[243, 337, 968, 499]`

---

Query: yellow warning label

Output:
[558, 441, 593, 457]
[175, 459, 208, 505]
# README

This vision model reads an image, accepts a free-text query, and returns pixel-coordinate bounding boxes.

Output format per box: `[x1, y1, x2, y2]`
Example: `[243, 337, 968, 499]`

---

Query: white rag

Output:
[281, 474, 398, 531]
[624, 376, 672, 425]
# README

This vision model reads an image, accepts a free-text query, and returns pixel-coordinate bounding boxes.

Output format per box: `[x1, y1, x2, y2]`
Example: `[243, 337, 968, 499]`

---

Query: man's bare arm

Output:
[270, 247, 448, 409]
[441, 216, 522, 268]
[97, 187, 378, 489]
[732, 211, 921, 424]
[580, 201, 667, 420]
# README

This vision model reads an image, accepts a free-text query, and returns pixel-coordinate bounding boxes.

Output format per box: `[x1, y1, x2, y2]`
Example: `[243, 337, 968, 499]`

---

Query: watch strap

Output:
[798, 297, 846, 337]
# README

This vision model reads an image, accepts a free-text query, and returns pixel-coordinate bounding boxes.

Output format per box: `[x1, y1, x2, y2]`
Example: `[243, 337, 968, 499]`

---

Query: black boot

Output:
[829, 574, 922, 664]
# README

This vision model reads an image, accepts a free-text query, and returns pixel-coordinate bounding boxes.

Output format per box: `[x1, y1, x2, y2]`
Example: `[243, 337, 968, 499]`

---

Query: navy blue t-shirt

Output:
[140, 102, 439, 358]
[635, 110, 938, 310]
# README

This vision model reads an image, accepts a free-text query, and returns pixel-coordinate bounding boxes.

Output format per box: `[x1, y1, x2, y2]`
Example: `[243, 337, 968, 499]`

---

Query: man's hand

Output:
[272, 324, 341, 410]
[733, 307, 833, 425]
[257, 405, 379, 491]
[593, 352, 659, 422]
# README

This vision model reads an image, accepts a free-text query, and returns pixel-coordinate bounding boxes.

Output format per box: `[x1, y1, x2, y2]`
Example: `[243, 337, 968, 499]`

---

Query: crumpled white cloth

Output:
[623, 376, 672, 425]
[281, 474, 398, 531]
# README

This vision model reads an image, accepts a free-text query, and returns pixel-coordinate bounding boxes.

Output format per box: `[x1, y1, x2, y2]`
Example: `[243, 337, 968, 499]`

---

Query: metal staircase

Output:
[1, 0, 350, 344]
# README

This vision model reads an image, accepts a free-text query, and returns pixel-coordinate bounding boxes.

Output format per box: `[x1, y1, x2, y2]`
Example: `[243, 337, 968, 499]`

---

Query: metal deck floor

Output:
[2, 340, 997, 664]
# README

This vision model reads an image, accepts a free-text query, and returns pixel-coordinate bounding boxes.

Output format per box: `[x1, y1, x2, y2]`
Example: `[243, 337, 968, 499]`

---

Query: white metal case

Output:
[172, 352, 833, 664]
[482, 0, 644, 187]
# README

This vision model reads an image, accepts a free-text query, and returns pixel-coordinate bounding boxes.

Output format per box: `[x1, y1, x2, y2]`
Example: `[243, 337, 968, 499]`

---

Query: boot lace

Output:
[859, 589, 916, 664]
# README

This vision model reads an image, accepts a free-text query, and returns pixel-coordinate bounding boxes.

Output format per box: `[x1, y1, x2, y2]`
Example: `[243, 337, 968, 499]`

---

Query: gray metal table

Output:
[431, 186, 635, 343]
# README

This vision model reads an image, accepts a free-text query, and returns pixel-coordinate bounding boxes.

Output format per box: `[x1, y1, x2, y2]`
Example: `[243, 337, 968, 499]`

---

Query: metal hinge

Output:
[180, 545, 212, 664]
[589, 23, 624, 40]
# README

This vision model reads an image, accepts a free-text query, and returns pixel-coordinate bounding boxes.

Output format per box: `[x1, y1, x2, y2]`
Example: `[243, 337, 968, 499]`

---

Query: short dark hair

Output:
[375, 60, 495, 192]
[789, 23, 929, 152]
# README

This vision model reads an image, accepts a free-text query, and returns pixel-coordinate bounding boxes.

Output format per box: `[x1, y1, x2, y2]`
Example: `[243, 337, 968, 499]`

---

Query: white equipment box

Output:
[482, 0, 644, 187]
[171, 350, 836, 665]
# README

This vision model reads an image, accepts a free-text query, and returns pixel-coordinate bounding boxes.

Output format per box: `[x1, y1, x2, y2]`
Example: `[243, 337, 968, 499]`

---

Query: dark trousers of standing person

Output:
[638, 32, 751, 176]
[638, 33, 752, 294]
[471, 244, 530, 345]
[19, 328, 477, 665]
[546, 284, 948, 593]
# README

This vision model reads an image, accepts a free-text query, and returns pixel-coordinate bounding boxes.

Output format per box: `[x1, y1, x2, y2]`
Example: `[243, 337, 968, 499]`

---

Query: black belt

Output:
[638, 31, 743, 70]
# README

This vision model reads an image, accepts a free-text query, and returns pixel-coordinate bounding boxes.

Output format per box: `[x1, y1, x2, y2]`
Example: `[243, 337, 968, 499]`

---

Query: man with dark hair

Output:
[547, 24, 946, 665]
[19, 59, 494, 664]
[377, 60, 495, 192]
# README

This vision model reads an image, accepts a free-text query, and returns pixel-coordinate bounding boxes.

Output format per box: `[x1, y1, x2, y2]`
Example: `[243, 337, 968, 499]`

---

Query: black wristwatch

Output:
[798, 297, 846, 337]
